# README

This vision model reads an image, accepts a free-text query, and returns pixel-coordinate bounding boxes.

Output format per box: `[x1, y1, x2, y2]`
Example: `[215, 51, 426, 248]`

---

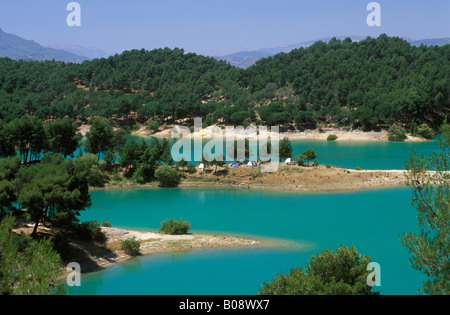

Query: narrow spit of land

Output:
[180, 165, 407, 192]
[13, 223, 262, 276]
[80, 228, 262, 273]
[95, 164, 409, 193]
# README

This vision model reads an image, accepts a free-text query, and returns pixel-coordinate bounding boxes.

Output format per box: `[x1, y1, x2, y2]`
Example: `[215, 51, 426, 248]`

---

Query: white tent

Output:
[198, 163, 205, 169]
[285, 158, 292, 164]
[247, 162, 254, 167]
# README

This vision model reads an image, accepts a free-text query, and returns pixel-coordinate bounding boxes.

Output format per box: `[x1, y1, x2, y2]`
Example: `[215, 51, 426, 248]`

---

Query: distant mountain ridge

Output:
[409, 37, 450, 47]
[217, 36, 450, 68]
[45, 43, 111, 60]
[1, 27, 448, 67]
[0, 28, 89, 63]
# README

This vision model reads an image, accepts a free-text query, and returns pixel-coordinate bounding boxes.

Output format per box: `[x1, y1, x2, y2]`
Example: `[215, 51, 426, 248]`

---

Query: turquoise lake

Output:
[72, 136, 441, 170]
[126, 136, 441, 170]
[68, 138, 441, 295]
[288, 139, 440, 170]
[70, 187, 425, 295]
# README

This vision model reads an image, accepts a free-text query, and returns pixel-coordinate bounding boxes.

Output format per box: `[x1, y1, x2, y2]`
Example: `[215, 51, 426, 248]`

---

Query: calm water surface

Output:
[130, 136, 441, 170]
[70, 187, 425, 295]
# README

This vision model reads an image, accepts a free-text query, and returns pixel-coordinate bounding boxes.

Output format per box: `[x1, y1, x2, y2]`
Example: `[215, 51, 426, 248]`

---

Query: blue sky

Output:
[0, 0, 449, 56]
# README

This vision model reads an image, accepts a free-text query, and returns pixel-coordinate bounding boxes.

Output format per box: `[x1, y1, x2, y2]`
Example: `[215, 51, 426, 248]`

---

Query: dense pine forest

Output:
[0, 34, 448, 132]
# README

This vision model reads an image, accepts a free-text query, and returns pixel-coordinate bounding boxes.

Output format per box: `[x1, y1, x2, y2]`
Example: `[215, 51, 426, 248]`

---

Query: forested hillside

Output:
[0, 35, 448, 132]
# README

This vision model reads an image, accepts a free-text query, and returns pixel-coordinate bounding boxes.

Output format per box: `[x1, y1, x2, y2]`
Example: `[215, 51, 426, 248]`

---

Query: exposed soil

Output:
[96, 164, 408, 193]
[180, 164, 407, 192]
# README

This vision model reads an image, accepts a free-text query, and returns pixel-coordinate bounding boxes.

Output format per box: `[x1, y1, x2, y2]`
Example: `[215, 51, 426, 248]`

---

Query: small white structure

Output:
[285, 158, 296, 165]
[247, 162, 254, 167]
[198, 163, 205, 170]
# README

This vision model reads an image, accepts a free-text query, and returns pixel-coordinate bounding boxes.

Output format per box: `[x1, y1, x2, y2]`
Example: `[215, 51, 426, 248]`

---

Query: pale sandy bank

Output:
[132, 125, 426, 143]
[75, 227, 261, 273]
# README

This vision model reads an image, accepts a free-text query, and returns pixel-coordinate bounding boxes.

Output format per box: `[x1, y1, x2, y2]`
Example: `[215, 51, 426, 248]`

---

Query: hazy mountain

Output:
[217, 36, 450, 68]
[409, 37, 450, 47]
[0, 28, 89, 63]
[46, 43, 111, 60]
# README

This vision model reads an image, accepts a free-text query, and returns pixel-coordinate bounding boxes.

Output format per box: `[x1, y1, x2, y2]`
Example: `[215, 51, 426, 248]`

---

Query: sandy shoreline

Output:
[131, 125, 426, 143]
[99, 228, 259, 272]
[14, 222, 261, 279]
[53, 227, 262, 276]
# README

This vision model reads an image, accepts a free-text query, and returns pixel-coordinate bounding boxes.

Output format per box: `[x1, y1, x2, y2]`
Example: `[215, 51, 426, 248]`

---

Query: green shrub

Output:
[48, 211, 78, 228]
[317, 123, 325, 133]
[385, 117, 396, 126]
[155, 166, 180, 187]
[121, 238, 141, 256]
[187, 164, 197, 174]
[0, 216, 64, 295]
[102, 221, 112, 228]
[298, 148, 318, 163]
[176, 159, 188, 171]
[327, 134, 338, 141]
[326, 164, 332, 169]
[51, 234, 71, 259]
[111, 168, 123, 181]
[146, 117, 162, 133]
[388, 125, 407, 142]
[410, 121, 418, 136]
[416, 124, 435, 139]
[74, 221, 106, 243]
[258, 245, 377, 295]
[295, 157, 305, 166]
[355, 166, 362, 171]
[160, 218, 191, 235]
[132, 164, 155, 184]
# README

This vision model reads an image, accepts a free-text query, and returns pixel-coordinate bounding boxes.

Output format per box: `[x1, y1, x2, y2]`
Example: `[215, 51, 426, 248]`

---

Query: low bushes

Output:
[388, 125, 407, 142]
[48, 211, 78, 228]
[160, 218, 191, 235]
[121, 238, 141, 256]
[327, 134, 338, 141]
[102, 221, 112, 228]
[155, 166, 180, 187]
[296, 148, 318, 166]
[416, 124, 435, 139]
[187, 164, 197, 174]
[73, 221, 106, 243]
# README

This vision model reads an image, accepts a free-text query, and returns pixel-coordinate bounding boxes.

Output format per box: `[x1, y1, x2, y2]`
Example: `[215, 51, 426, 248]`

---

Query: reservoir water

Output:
[129, 136, 441, 170]
[68, 138, 442, 295]
[70, 187, 425, 295]
[289, 139, 440, 170]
